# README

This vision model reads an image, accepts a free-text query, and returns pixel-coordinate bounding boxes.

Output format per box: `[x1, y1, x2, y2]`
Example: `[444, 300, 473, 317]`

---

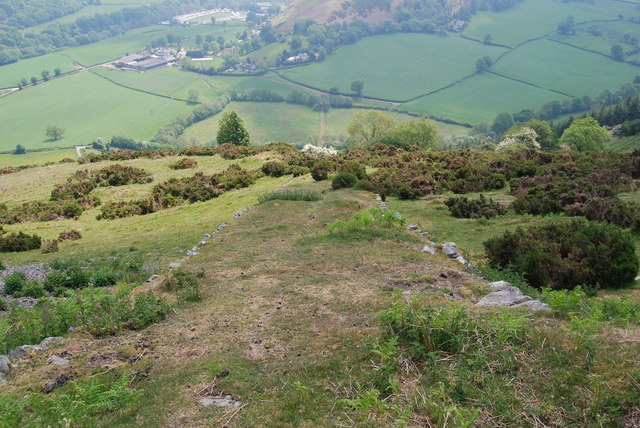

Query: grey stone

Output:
[46, 355, 71, 366]
[192, 246, 198, 252]
[199, 396, 241, 408]
[476, 287, 531, 308]
[407, 224, 421, 232]
[235, 211, 243, 217]
[67, 327, 76, 333]
[442, 242, 457, 258]
[636, 276, 640, 281]
[0, 355, 11, 373]
[375, 194, 382, 201]
[169, 262, 181, 269]
[186, 250, 197, 257]
[489, 281, 512, 290]
[9, 347, 27, 360]
[394, 212, 402, 218]
[200, 240, 207, 245]
[220, 224, 227, 228]
[422, 245, 436, 255]
[0, 372, 6, 384]
[511, 300, 553, 311]
[39, 337, 63, 349]
[420, 232, 430, 239]
[203, 234, 211, 238]
[147, 275, 162, 282]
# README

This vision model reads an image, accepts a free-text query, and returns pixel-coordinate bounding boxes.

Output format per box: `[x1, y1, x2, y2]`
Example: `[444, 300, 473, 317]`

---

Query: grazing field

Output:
[492, 39, 640, 97]
[281, 33, 507, 101]
[549, 20, 640, 60]
[0, 153, 277, 266]
[243, 42, 288, 67]
[463, 0, 624, 47]
[183, 102, 322, 145]
[93, 68, 300, 103]
[0, 54, 77, 88]
[0, 72, 193, 151]
[607, 136, 640, 152]
[0, 149, 77, 168]
[402, 72, 569, 123]
[183, 102, 469, 145]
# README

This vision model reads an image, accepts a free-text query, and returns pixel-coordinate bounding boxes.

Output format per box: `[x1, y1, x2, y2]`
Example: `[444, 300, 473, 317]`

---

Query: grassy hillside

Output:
[0, 152, 283, 266]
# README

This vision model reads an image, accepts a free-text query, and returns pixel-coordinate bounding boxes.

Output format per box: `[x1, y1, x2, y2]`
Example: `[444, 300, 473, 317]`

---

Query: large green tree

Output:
[491, 112, 514, 136]
[216, 111, 250, 146]
[559, 117, 610, 152]
[347, 110, 396, 146]
[45, 125, 65, 140]
[379, 118, 441, 150]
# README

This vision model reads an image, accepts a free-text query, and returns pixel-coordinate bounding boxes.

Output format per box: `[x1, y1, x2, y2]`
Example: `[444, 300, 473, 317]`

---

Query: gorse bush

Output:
[332, 172, 358, 189]
[99, 166, 259, 220]
[484, 219, 639, 289]
[0, 232, 41, 252]
[445, 194, 508, 219]
[311, 159, 333, 181]
[258, 189, 322, 203]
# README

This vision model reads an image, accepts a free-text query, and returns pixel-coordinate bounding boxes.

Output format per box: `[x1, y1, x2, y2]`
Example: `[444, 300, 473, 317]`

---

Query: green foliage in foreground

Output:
[348, 297, 640, 426]
[0, 374, 141, 427]
[326, 208, 408, 241]
[258, 189, 322, 203]
[0, 288, 170, 353]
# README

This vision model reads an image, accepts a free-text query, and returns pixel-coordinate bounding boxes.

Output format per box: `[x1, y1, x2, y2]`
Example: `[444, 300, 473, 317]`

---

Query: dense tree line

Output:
[0, 0, 251, 65]
[0, 0, 90, 29]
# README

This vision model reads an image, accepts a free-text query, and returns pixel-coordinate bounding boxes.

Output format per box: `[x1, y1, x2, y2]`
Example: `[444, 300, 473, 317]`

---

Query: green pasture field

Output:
[0, 154, 288, 266]
[0, 149, 77, 168]
[63, 22, 246, 66]
[0, 54, 77, 88]
[93, 67, 300, 103]
[183, 101, 321, 145]
[183, 101, 470, 145]
[463, 0, 626, 47]
[606, 135, 640, 152]
[402, 72, 569, 123]
[280, 33, 507, 101]
[492, 38, 640, 97]
[243, 42, 288, 67]
[0, 72, 193, 151]
[549, 20, 640, 59]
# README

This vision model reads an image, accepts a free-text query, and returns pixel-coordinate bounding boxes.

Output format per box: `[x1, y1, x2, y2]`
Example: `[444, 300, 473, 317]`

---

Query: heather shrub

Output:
[168, 158, 198, 170]
[0, 232, 42, 252]
[0, 297, 6, 311]
[16, 281, 45, 298]
[262, 161, 289, 177]
[484, 219, 639, 289]
[162, 270, 202, 302]
[42, 240, 59, 254]
[58, 229, 82, 241]
[332, 172, 358, 189]
[445, 194, 508, 219]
